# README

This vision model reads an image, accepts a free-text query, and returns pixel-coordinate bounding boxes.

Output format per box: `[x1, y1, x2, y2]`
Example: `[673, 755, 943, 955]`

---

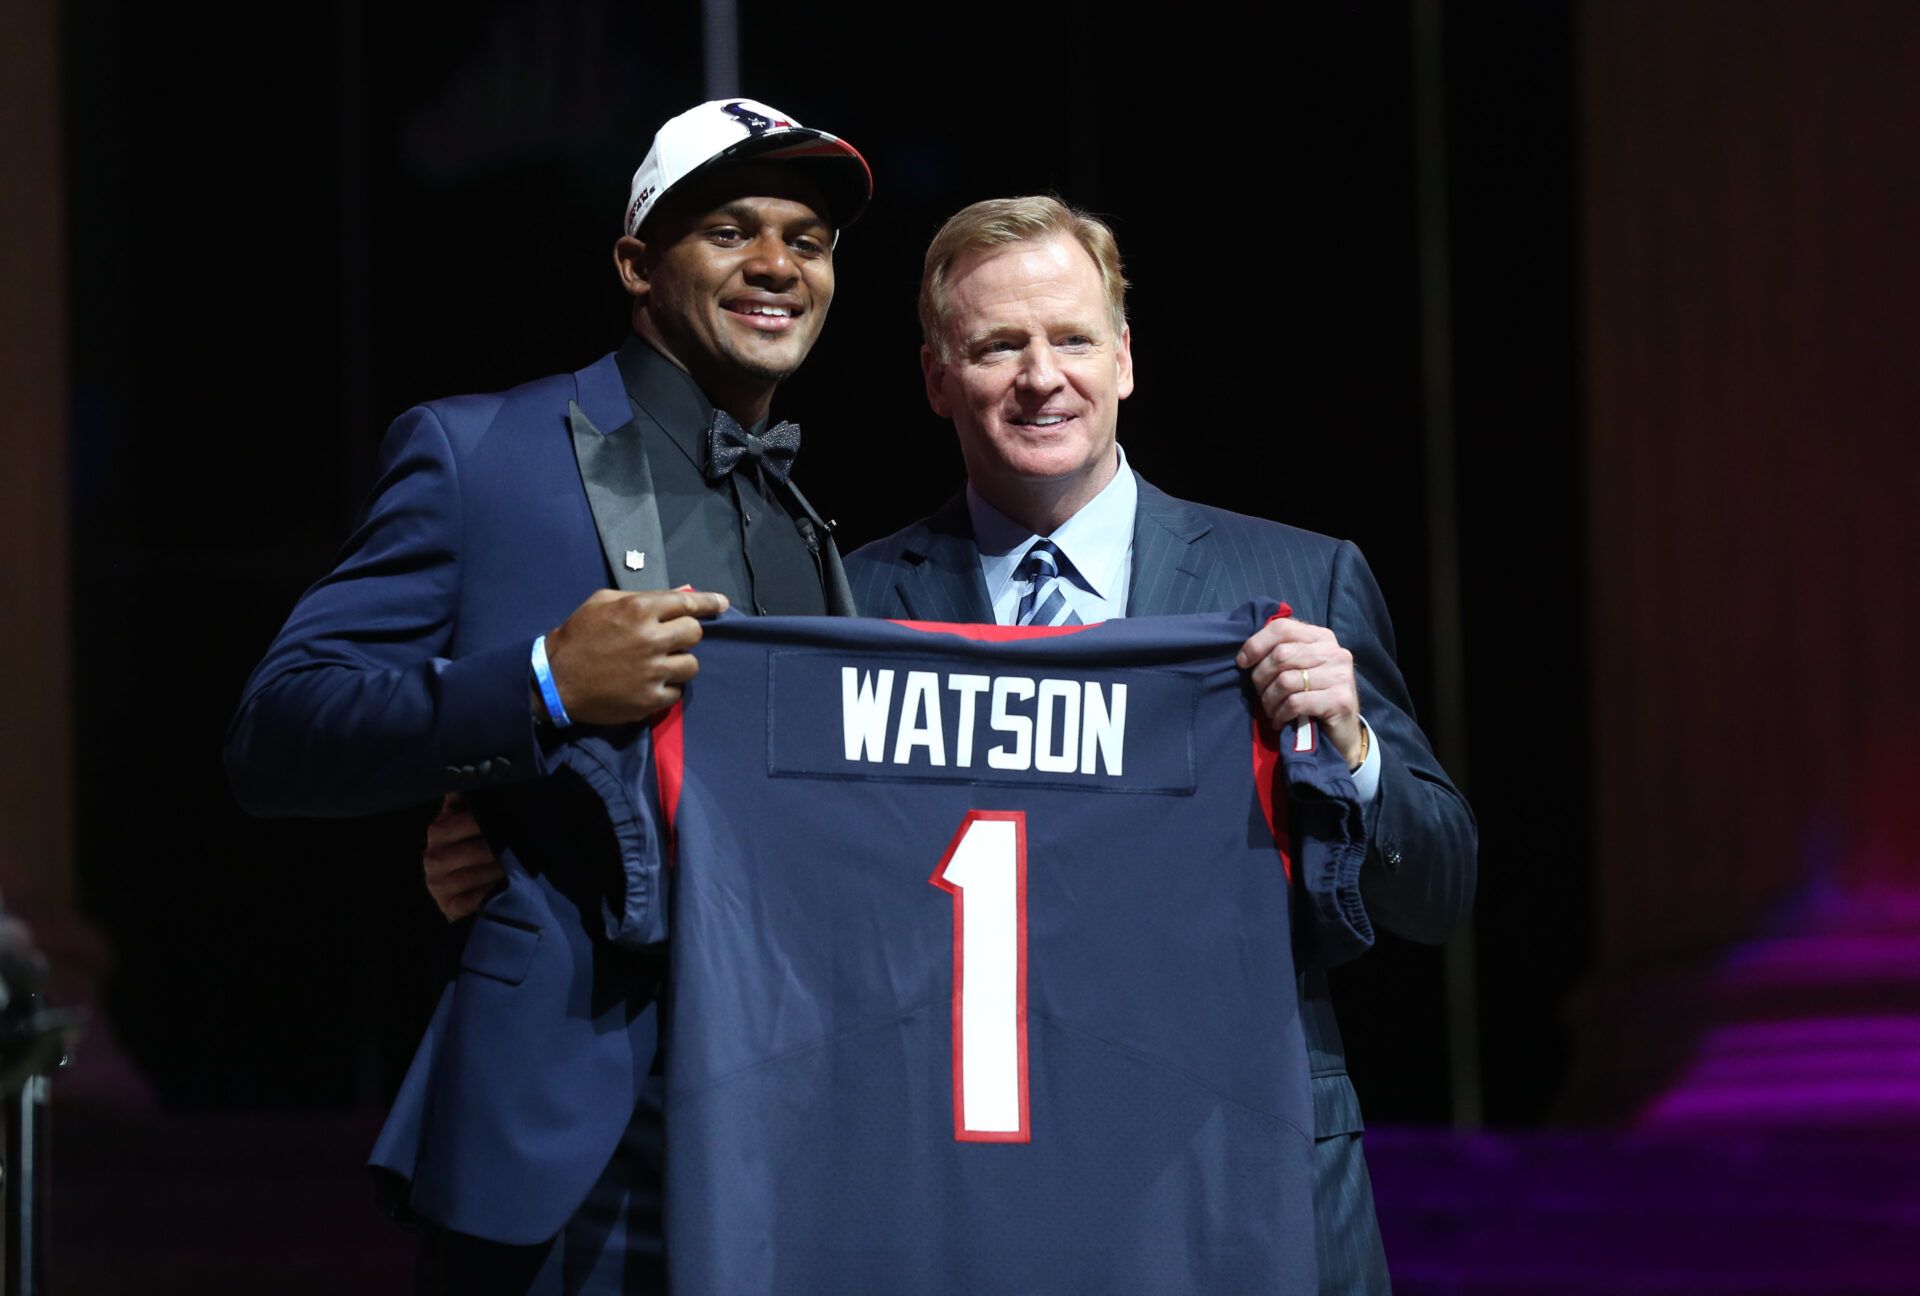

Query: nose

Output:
[1014, 339, 1064, 393]
[741, 231, 799, 287]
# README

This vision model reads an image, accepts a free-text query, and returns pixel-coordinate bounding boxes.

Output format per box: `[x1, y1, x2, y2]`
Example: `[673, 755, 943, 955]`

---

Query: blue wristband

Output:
[531, 634, 573, 729]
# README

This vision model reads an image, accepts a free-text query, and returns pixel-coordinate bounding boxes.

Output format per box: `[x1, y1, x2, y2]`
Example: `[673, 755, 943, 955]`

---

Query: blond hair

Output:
[918, 196, 1129, 359]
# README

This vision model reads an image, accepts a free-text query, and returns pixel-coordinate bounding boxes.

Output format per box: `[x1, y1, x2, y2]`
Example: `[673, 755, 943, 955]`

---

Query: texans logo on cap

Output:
[624, 97, 871, 238]
[723, 102, 793, 137]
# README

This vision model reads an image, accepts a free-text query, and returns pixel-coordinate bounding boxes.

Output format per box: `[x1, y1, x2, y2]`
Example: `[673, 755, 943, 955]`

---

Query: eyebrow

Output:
[961, 321, 1104, 350]
[711, 202, 830, 234]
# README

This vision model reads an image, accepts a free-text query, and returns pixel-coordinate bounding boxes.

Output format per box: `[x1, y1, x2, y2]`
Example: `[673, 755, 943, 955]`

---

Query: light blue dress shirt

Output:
[965, 446, 1382, 802]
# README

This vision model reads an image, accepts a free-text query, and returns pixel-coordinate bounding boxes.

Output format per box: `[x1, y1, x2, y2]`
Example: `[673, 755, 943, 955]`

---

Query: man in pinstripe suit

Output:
[844, 196, 1477, 1293]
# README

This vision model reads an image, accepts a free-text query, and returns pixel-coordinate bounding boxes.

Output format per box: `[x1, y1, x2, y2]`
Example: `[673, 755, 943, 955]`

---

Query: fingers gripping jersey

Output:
[556, 602, 1371, 1295]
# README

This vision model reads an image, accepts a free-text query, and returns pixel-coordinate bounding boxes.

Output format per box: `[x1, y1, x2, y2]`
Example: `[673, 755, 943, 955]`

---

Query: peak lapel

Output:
[1126, 478, 1221, 616]
[891, 495, 996, 623]
[567, 397, 670, 594]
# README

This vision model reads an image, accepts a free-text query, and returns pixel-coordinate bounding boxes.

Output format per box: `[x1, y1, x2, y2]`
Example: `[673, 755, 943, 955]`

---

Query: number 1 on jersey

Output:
[930, 810, 1031, 1143]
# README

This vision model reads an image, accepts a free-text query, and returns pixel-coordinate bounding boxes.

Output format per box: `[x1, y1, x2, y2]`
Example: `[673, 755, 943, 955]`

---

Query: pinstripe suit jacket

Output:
[845, 475, 1477, 1278]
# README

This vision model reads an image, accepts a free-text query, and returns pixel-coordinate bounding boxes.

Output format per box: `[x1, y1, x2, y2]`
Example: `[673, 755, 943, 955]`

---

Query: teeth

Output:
[739, 305, 792, 317]
[1016, 415, 1067, 427]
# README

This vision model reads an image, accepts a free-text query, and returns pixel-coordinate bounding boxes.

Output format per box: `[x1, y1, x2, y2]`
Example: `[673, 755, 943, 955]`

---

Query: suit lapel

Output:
[1126, 478, 1220, 616]
[567, 354, 670, 593]
[881, 478, 1217, 622]
[889, 495, 996, 622]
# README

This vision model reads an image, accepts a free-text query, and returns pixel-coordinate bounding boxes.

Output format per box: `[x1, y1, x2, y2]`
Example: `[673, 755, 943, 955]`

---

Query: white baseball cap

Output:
[623, 98, 872, 238]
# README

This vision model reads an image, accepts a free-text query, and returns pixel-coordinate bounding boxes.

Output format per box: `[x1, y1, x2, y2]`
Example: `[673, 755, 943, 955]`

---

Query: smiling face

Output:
[615, 162, 836, 424]
[923, 233, 1134, 534]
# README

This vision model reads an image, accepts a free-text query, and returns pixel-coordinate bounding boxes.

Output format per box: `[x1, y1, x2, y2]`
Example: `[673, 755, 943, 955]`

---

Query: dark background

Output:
[65, 0, 1578, 1124]
[27, 2, 1920, 1290]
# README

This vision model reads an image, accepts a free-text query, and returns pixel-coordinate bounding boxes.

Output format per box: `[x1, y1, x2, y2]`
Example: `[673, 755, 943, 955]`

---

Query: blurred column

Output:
[703, 0, 739, 99]
[1410, 0, 1482, 1129]
[1569, 0, 1920, 1123]
[0, 0, 136, 1104]
[0, 1, 76, 924]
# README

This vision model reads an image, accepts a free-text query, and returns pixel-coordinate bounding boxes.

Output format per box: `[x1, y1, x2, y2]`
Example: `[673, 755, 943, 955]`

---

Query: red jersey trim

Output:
[1250, 718, 1295, 883]
[653, 701, 685, 868]
[889, 619, 1100, 641]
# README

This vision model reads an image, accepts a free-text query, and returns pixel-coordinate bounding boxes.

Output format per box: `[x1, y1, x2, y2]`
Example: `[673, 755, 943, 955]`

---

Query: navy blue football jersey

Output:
[557, 602, 1371, 1295]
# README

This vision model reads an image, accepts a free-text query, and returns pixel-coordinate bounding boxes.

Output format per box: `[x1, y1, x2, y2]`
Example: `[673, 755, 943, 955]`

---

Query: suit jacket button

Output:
[492, 757, 512, 775]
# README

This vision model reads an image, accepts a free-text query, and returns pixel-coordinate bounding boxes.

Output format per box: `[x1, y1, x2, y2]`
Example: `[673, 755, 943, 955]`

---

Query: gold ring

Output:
[1300, 669, 1312, 692]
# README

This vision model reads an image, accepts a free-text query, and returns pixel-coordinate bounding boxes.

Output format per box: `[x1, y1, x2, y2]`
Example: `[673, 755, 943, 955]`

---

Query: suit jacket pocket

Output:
[1311, 1072, 1366, 1140]
[460, 912, 541, 986]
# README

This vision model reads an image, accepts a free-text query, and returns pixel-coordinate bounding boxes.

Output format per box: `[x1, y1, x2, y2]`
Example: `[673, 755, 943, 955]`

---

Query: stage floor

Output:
[49, 1110, 1920, 1294]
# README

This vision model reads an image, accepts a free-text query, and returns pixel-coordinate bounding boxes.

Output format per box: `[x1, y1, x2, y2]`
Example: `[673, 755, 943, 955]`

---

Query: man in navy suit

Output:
[227, 98, 871, 1293]
[843, 196, 1478, 1294]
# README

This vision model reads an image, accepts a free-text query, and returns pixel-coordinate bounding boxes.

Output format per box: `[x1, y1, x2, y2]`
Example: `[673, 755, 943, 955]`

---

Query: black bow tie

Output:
[705, 410, 801, 485]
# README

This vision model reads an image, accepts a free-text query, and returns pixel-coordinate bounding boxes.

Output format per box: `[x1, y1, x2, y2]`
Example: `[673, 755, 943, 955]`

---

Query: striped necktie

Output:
[1014, 540, 1082, 627]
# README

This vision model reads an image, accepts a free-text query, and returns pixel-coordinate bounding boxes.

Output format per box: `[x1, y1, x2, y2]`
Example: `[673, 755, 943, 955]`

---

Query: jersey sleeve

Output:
[1271, 719, 1375, 970]
[536, 720, 673, 951]
[1329, 540, 1478, 943]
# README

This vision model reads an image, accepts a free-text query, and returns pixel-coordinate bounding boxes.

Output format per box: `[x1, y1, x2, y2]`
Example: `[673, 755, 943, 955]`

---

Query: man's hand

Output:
[424, 793, 503, 922]
[1236, 616, 1367, 772]
[541, 588, 729, 727]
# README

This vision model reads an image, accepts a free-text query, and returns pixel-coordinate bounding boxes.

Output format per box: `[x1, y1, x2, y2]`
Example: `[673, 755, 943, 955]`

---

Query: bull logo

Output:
[722, 101, 789, 136]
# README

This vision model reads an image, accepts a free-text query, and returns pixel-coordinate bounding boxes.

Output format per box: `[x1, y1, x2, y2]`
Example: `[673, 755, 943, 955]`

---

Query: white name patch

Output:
[841, 668, 1127, 777]
[766, 648, 1196, 794]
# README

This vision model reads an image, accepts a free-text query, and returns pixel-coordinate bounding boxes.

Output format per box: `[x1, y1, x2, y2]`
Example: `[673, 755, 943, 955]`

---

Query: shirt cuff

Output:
[1349, 716, 1383, 804]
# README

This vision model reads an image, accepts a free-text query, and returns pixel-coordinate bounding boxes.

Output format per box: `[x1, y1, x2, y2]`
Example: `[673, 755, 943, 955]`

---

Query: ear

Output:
[921, 344, 953, 418]
[1115, 325, 1135, 401]
[613, 236, 650, 301]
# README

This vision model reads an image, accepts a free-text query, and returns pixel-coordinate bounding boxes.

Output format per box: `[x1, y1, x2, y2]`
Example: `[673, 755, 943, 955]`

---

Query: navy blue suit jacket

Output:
[227, 353, 679, 1245]
[845, 477, 1477, 1158]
